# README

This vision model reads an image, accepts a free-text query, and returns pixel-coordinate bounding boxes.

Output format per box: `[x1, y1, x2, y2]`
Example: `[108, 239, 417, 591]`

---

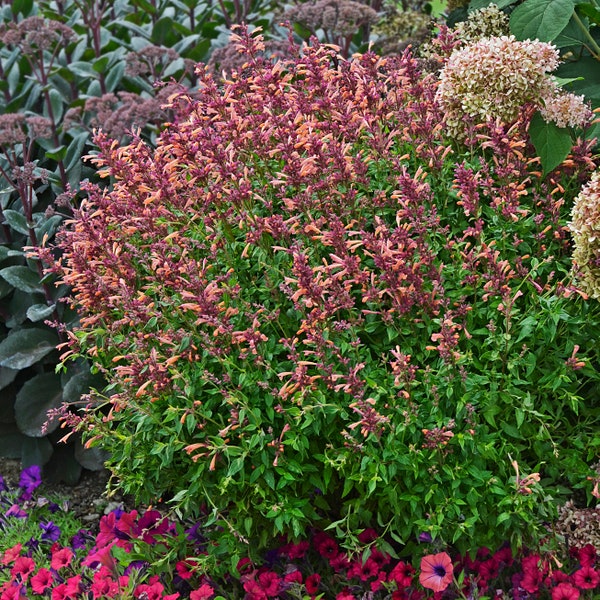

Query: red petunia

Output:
[336, 589, 355, 600]
[305, 574, 321, 596]
[1, 545, 22, 566]
[573, 566, 600, 590]
[419, 552, 454, 593]
[389, 560, 415, 587]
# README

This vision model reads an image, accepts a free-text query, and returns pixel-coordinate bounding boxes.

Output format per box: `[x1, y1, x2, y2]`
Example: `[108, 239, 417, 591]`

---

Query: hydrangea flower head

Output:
[570, 170, 600, 299]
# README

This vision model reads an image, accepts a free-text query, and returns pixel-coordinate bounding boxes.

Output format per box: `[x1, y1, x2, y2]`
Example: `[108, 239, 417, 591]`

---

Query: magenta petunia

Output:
[552, 582, 580, 600]
[573, 566, 600, 590]
[190, 583, 215, 600]
[305, 573, 321, 595]
[419, 552, 454, 592]
[10, 556, 35, 582]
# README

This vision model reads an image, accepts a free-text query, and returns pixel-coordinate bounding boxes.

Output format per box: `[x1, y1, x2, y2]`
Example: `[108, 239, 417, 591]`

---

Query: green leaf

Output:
[0, 365, 19, 391]
[0, 266, 43, 294]
[93, 56, 111, 74]
[2, 209, 30, 235]
[152, 17, 176, 45]
[21, 436, 53, 467]
[47, 88, 65, 123]
[105, 61, 126, 92]
[529, 112, 573, 174]
[10, 0, 34, 16]
[510, 0, 575, 41]
[15, 372, 63, 437]
[44, 145, 67, 162]
[27, 303, 56, 322]
[0, 423, 26, 458]
[468, 0, 518, 9]
[555, 57, 600, 102]
[577, 2, 600, 25]
[0, 327, 57, 369]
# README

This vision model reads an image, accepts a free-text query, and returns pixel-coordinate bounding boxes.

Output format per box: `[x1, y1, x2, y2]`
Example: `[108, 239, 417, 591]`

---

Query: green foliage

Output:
[53, 27, 600, 575]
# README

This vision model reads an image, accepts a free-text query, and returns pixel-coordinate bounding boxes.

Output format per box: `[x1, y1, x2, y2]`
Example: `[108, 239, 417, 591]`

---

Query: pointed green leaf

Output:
[0, 265, 43, 294]
[0, 328, 57, 369]
[15, 372, 63, 437]
[510, 0, 575, 41]
[529, 112, 573, 174]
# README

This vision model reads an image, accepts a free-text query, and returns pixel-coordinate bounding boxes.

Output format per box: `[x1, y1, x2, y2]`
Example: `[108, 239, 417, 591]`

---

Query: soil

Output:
[0, 457, 134, 527]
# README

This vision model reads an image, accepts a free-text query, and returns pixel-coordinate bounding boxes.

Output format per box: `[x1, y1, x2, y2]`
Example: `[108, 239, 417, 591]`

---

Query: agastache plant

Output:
[44, 25, 600, 575]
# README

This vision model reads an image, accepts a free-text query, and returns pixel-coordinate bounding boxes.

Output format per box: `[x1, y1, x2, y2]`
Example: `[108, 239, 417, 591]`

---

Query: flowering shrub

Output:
[46, 26, 600, 573]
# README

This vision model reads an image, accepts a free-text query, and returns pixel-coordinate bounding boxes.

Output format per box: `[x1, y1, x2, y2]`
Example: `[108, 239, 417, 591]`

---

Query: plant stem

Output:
[572, 11, 600, 60]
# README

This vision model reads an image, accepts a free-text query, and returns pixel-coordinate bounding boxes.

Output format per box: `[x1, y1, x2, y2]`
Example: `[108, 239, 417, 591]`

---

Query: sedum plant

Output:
[45, 26, 600, 573]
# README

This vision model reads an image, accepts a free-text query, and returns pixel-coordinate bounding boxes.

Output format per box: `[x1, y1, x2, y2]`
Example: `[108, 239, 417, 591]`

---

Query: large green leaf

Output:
[529, 111, 573, 174]
[0, 265, 42, 294]
[21, 435, 53, 467]
[2, 209, 29, 236]
[0, 327, 57, 369]
[0, 423, 26, 459]
[15, 372, 63, 437]
[510, 0, 575, 41]
[0, 365, 19, 392]
[555, 57, 600, 103]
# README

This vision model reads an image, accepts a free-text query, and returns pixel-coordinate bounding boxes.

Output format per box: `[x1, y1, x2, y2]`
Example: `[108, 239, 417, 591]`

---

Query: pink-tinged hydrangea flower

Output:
[419, 552, 454, 592]
[540, 91, 593, 129]
[552, 582, 581, 600]
[569, 170, 600, 299]
[30, 568, 54, 594]
[436, 35, 560, 139]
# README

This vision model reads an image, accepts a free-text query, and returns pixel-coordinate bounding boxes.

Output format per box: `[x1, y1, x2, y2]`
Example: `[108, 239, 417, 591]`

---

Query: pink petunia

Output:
[51, 547, 73, 571]
[51, 583, 69, 600]
[1, 544, 22, 566]
[336, 589, 355, 600]
[10, 556, 35, 582]
[419, 552, 454, 593]
[30, 568, 54, 595]
[1, 584, 25, 600]
[578, 544, 597, 568]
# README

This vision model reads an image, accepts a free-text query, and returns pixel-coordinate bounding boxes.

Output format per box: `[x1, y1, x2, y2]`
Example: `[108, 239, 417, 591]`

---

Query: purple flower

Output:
[40, 521, 61, 542]
[71, 529, 94, 550]
[418, 532, 433, 543]
[0, 475, 7, 492]
[19, 465, 42, 498]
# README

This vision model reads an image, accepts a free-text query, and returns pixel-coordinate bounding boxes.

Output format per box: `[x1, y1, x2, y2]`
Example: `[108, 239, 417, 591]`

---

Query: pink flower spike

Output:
[419, 552, 454, 592]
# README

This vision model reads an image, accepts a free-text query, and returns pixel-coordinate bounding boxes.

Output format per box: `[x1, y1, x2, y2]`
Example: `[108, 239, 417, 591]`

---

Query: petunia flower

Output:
[305, 573, 321, 596]
[30, 568, 54, 594]
[419, 552, 454, 592]
[51, 547, 74, 571]
[552, 582, 580, 600]
[190, 583, 215, 600]
[18, 465, 41, 499]
[10, 556, 35, 582]
[573, 566, 600, 590]
[40, 521, 61, 543]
